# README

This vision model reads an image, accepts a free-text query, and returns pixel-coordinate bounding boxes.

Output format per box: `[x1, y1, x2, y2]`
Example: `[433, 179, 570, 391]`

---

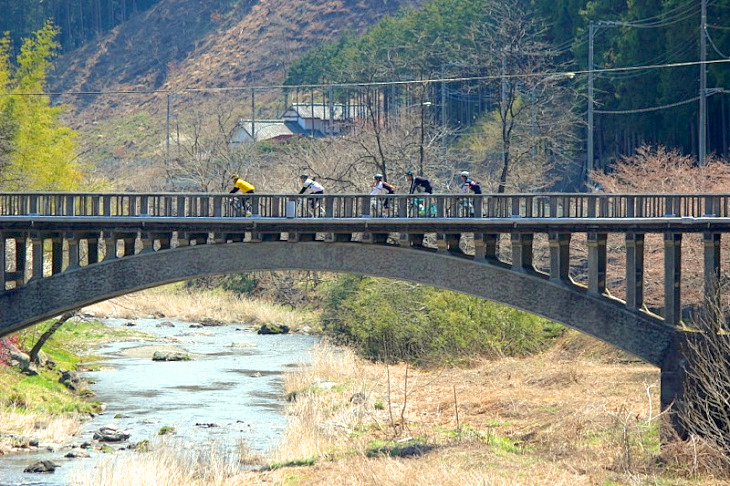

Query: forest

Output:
[284, 0, 730, 171]
[0, 0, 162, 51]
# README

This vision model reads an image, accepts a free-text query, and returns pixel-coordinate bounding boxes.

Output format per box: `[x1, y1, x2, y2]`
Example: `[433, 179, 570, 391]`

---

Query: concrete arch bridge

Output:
[2, 191, 730, 425]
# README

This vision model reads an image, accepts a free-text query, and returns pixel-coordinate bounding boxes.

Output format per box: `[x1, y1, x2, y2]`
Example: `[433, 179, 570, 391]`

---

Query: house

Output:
[281, 103, 366, 136]
[229, 120, 298, 145]
[230, 103, 367, 145]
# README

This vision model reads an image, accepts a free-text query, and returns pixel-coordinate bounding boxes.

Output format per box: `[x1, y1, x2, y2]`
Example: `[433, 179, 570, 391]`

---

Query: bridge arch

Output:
[0, 241, 676, 367]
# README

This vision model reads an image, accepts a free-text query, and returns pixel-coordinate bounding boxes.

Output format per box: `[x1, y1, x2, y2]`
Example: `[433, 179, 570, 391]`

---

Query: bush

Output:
[322, 276, 563, 366]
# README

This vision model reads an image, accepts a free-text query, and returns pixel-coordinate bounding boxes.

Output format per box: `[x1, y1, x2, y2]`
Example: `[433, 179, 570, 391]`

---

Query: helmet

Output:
[374, 173, 383, 180]
[405, 170, 413, 176]
[300, 174, 309, 180]
[459, 171, 469, 178]
[231, 174, 240, 181]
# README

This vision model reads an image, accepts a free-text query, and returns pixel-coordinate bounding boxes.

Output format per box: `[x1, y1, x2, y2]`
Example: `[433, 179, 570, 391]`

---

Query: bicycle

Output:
[229, 196, 253, 217]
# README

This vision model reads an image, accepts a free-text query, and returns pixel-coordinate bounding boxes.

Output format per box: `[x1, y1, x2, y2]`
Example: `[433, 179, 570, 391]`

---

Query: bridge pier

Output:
[66, 233, 80, 270]
[626, 233, 645, 310]
[30, 233, 43, 281]
[51, 234, 63, 274]
[549, 232, 571, 282]
[0, 233, 4, 291]
[703, 232, 721, 296]
[587, 232, 607, 294]
[664, 233, 682, 325]
[511, 233, 534, 272]
[103, 232, 118, 260]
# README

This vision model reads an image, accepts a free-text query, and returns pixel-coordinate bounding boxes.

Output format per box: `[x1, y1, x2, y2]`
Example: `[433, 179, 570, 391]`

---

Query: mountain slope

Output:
[52, 0, 423, 123]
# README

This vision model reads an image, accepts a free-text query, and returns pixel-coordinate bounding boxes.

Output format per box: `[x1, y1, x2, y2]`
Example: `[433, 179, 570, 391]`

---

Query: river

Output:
[0, 317, 318, 486]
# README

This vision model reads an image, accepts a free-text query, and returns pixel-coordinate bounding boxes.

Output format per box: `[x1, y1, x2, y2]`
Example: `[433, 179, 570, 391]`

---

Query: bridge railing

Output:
[1, 193, 730, 219]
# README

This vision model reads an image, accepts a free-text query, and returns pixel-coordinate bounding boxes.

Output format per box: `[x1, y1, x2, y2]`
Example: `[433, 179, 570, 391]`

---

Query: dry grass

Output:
[61, 336, 728, 485]
[236, 337, 728, 486]
[0, 409, 82, 452]
[81, 286, 317, 330]
[68, 441, 244, 486]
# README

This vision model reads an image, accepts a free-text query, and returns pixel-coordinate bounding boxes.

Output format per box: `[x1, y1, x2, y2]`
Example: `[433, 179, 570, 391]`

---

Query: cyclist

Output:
[406, 170, 435, 217]
[457, 171, 481, 217]
[370, 173, 396, 216]
[229, 175, 255, 216]
[299, 174, 324, 216]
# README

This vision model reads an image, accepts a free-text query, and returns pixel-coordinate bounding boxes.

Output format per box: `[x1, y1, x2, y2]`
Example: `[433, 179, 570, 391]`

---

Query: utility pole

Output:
[588, 22, 595, 183]
[251, 88, 256, 142]
[165, 93, 172, 186]
[699, 0, 707, 165]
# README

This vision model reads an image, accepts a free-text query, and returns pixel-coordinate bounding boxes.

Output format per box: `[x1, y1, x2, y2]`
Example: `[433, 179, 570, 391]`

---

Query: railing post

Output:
[140, 195, 149, 216]
[29, 195, 38, 215]
[704, 195, 717, 216]
[398, 195, 408, 218]
[177, 196, 186, 217]
[511, 196, 521, 218]
[325, 196, 334, 218]
[664, 232, 682, 325]
[587, 232, 607, 294]
[361, 196, 371, 217]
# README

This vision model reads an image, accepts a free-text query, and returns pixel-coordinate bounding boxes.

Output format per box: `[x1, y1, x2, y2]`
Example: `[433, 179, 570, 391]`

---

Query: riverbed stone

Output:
[65, 450, 90, 458]
[200, 317, 224, 327]
[93, 424, 130, 442]
[152, 350, 190, 361]
[257, 323, 290, 335]
[156, 321, 175, 327]
[24, 460, 59, 473]
[59, 370, 87, 392]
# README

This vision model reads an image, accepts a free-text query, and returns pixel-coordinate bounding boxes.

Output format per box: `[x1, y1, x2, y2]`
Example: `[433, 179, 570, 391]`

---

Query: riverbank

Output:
[0, 286, 318, 461]
[5, 287, 723, 485]
[0, 319, 144, 456]
[81, 286, 318, 332]
[67, 335, 727, 486]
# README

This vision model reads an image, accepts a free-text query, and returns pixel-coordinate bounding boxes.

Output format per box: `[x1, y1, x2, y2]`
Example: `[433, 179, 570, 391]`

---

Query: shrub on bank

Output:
[322, 275, 563, 366]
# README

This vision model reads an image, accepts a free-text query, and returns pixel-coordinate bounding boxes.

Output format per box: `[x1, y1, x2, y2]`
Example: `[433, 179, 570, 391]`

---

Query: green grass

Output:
[0, 318, 145, 416]
[267, 458, 317, 470]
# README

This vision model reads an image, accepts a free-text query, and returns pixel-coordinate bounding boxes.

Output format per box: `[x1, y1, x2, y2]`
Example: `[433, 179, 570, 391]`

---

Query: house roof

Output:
[233, 120, 297, 142]
[282, 103, 366, 121]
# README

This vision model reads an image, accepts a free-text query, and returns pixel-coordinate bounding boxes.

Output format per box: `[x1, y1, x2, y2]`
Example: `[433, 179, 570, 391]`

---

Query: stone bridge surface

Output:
[2, 191, 730, 417]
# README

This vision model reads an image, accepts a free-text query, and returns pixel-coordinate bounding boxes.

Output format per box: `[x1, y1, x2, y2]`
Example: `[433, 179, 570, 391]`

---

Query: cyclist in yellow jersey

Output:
[229, 175, 255, 216]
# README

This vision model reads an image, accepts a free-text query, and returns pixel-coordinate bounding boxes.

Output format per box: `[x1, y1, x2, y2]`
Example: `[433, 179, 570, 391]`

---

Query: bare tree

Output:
[462, 0, 580, 193]
[673, 283, 730, 476]
[170, 104, 268, 192]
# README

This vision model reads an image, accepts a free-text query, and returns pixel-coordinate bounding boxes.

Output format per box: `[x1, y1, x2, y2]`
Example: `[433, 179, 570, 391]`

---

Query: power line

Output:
[594, 91, 726, 115]
[706, 29, 730, 59]
[2, 58, 730, 98]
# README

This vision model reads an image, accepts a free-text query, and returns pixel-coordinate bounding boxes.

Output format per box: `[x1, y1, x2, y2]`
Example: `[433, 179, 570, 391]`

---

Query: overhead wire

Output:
[3, 60, 730, 98]
[706, 29, 730, 59]
[595, 90, 727, 115]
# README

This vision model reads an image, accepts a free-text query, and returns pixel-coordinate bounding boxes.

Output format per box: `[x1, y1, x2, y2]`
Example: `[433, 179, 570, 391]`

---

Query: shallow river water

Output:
[0, 317, 318, 486]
